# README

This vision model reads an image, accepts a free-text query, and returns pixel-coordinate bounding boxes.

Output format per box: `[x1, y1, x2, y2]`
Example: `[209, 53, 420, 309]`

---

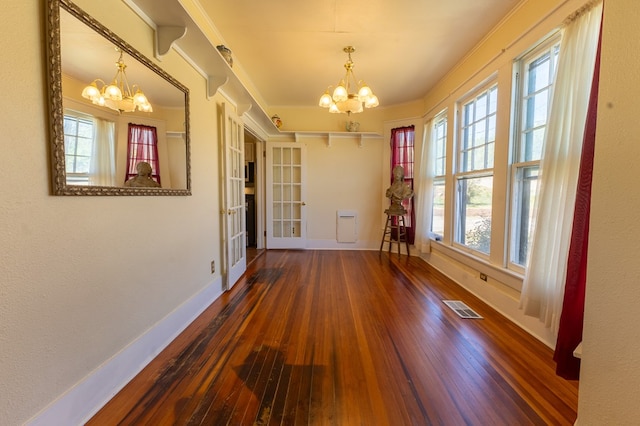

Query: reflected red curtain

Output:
[390, 125, 415, 244]
[126, 123, 161, 185]
[554, 18, 602, 380]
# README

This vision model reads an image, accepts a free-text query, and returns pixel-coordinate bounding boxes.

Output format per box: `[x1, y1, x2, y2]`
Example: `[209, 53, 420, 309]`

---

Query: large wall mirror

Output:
[45, 0, 191, 195]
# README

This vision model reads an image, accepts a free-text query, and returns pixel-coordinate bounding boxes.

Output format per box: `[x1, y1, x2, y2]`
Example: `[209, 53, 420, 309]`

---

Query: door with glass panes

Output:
[266, 142, 307, 248]
[221, 103, 246, 289]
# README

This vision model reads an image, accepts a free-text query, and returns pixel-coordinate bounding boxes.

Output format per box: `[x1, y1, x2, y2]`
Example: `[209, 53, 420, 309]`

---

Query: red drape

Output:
[126, 123, 161, 185]
[553, 18, 602, 380]
[390, 126, 415, 244]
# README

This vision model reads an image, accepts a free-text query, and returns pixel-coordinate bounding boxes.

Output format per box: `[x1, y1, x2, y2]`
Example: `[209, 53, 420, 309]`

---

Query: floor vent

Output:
[442, 300, 483, 319]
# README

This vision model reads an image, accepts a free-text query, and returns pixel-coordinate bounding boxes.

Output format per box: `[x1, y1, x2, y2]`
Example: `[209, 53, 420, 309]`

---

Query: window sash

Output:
[431, 178, 445, 239]
[509, 35, 560, 270]
[454, 175, 493, 255]
[454, 83, 496, 256]
[516, 40, 560, 163]
[63, 114, 94, 184]
[433, 115, 447, 177]
[459, 85, 497, 173]
[510, 164, 539, 268]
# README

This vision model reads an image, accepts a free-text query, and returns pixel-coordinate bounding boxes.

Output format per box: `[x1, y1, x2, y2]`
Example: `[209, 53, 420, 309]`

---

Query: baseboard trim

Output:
[26, 277, 223, 426]
[306, 238, 378, 250]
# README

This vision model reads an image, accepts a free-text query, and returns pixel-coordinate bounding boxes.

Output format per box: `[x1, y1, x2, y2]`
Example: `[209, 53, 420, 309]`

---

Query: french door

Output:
[221, 103, 246, 290]
[266, 142, 307, 249]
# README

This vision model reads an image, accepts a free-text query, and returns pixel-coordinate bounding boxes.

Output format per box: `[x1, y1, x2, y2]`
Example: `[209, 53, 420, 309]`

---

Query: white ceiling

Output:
[196, 0, 521, 109]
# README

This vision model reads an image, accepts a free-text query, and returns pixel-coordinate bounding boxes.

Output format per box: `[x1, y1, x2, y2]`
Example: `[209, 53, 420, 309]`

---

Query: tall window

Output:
[390, 126, 415, 244]
[126, 123, 160, 185]
[510, 36, 560, 269]
[455, 82, 497, 255]
[64, 114, 93, 185]
[431, 112, 447, 239]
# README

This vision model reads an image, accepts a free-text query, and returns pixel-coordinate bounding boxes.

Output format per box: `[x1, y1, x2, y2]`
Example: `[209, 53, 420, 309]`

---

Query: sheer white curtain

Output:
[519, 0, 603, 335]
[414, 121, 435, 254]
[88, 118, 116, 186]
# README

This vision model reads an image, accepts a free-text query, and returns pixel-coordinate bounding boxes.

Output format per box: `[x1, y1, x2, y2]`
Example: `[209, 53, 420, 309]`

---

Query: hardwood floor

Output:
[246, 247, 265, 266]
[89, 250, 578, 425]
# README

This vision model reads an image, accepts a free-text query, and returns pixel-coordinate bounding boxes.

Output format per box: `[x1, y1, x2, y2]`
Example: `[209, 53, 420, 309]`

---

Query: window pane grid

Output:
[63, 115, 93, 184]
[460, 85, 497, 173]
[455, 84, 496, 255]
[433, 117, 447, 177]
[455, 176, 493, 255]
[511, 165, 539, 266]
[431, 179, 445, 238]
[509, 35, 560, 270]
[518, 43, 559, 163]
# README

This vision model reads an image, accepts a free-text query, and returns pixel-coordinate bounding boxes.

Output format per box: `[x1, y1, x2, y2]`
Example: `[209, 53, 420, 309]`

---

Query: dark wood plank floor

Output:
[89, 250, 578, 425]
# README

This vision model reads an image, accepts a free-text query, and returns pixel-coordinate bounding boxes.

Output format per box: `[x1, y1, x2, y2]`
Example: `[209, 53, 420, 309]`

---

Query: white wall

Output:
[578, 0, 640, 423]
[0, 1, 227, 424]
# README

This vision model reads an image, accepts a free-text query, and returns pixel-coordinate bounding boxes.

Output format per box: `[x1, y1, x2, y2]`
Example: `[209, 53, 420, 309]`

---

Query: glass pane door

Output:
[266, 143, 306, 248]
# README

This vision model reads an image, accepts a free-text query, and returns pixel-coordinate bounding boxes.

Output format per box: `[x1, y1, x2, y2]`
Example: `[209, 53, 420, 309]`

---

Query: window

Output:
[430, 112, 447, 239]
[454, 83, 497, 255]
[63, 114, 94, 185]
[510, 36, 560, 268]
[390, 125, 415, 244]
[126, 123, 161, 185]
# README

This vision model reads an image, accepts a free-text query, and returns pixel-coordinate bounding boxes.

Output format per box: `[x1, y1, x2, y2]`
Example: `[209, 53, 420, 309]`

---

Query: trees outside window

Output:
[454, 83, 497, 256]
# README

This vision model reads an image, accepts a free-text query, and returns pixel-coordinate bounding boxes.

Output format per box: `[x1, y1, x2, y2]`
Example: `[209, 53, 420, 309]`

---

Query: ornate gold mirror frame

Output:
[45, 0, 191, 195]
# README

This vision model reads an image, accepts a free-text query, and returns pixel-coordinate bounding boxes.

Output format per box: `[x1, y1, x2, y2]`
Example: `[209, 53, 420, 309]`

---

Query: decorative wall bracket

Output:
[155, 26, 187, 59]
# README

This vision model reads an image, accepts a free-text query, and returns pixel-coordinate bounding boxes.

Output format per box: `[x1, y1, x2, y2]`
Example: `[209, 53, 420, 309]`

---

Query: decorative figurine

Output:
[124, 161, 161, 188]
[385, 165, 414, 215]
[216, 45, 233, 67]
[271, 114, 283, 129]
[346, 120, 360, 132]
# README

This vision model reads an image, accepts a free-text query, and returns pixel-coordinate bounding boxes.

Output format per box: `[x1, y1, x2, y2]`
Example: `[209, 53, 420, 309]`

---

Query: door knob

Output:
[301, 202, 306, 206]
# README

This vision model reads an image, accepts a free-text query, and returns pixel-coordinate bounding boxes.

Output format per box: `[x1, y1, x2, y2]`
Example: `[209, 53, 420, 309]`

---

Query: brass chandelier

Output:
[81, 48, 152, 113]
[318, 46, 379, 115]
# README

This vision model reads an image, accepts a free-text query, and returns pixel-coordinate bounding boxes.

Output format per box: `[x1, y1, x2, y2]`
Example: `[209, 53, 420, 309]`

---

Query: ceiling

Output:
[60, 8, 186, 109]
[195, 0, 521, 109]
[61, 0, 523, 114]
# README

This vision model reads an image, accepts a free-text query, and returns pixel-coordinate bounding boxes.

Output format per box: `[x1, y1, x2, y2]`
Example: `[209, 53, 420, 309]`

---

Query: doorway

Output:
[244, 129, 265, 264]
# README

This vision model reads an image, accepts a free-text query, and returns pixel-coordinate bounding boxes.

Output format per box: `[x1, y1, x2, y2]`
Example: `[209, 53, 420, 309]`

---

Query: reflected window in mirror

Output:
[125, 124, 161, 186]
[63, 110, 116, 186]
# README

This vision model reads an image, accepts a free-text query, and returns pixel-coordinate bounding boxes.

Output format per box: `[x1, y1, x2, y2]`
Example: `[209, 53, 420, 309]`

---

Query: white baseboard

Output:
[26, 277, 223, 426]
[306, 238, 378, 250]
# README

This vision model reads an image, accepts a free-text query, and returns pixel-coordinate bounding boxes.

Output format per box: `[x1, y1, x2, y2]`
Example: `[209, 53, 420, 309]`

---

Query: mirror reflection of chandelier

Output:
[318, 46, 379, 115]
[81, 48, 152, 113]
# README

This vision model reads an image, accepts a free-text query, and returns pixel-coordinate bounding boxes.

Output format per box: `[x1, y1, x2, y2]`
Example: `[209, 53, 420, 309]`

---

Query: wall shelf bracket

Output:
[207, 75, 229, 99]
[237, 103, 252, 116]
[155, 26, 187, 59]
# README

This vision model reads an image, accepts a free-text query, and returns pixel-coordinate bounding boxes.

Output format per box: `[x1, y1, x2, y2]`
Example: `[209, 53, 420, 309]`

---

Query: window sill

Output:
[429, 240, 524, 292]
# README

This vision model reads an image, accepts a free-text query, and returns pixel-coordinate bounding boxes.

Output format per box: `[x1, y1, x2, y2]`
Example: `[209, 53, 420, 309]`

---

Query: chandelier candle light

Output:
[319, 46, 379, 115]
[81, 48, 153, 113]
